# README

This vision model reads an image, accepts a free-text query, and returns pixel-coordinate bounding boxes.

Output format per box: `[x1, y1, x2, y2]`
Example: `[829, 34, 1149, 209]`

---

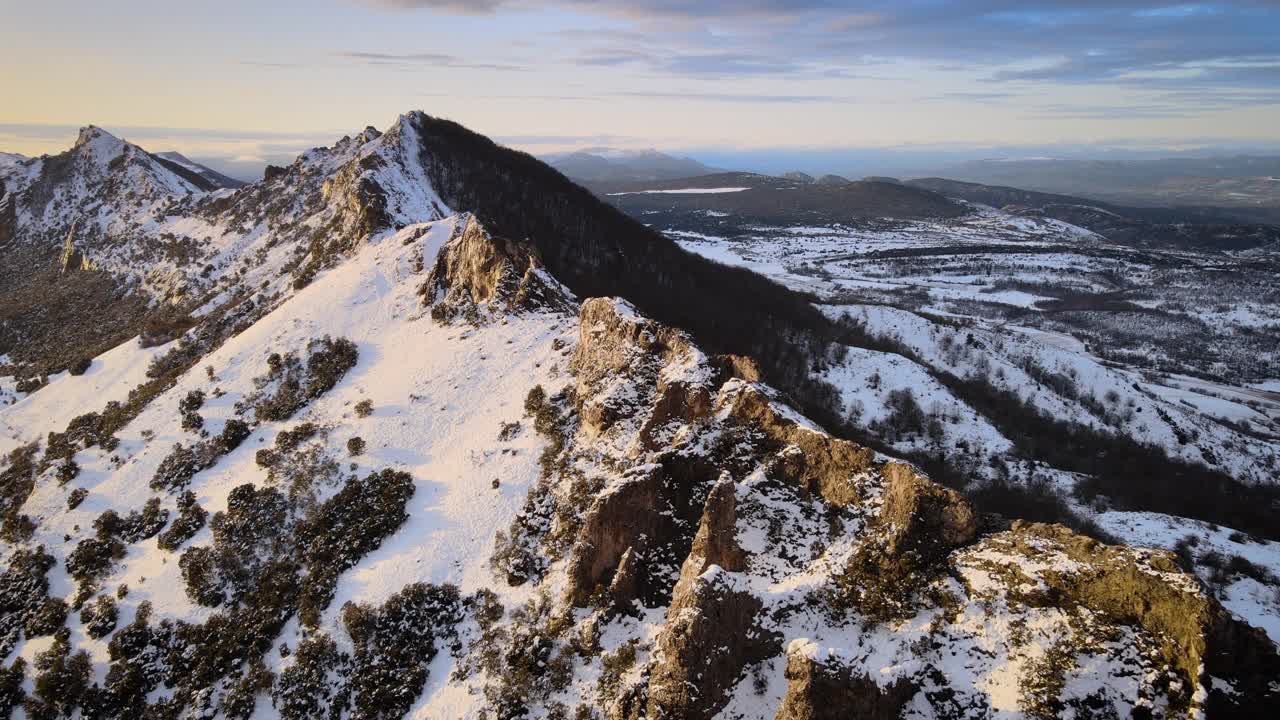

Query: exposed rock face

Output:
[647, 568, 776, 719]
[880, 462, 977, 555]
[564, 466, 663, 607]
[0, 177, 14, 247]
[670, 475, 745, 602]
[423, 214, 574, 323]
[321, 151, 392, 240]
[644, 475, 765, 719]
[532, 296, 1278, 720]
[717, 382, 877, 507]
[573, 297, 713, 443]
[58, 221, 94, 273]
[775, 647, 916, 720]
[983, 522, 1280, 716]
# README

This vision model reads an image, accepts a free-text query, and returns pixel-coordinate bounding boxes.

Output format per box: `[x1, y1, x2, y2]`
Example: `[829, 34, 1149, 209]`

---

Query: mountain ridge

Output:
[1, 110, 1278, 719]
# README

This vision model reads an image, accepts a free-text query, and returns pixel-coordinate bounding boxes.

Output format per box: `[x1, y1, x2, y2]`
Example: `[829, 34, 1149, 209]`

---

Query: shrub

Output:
[81, 595, 119, 638]
[272, 634, 350, 720]
[597, 639, 639, 700]
[55, 457, 80, 486]
[471, 590, 574, 717]
[183, 484, 293, 608]
[267, 444, 341, 502]
[275, 422, 319, 452]
[119, 498, 169, 543]
[68, 357, 92, 376]
[222, 658, 275, 720]
[0, 546, 57, 657]
[139, 312, 196, 348]
[354, 399, 373, 418]
[1, 444, 39, 525]
[524, 386, 547, 416]
[101, 601, 170, 713]
[66, 488, 88, 511]
[0, 513, 36, 544]
[151, 443, 207, 492]
[24, 597, 68, 637]
[343, 583, 462, 720]
[251, 338, 358, 423]
[157, 491, 207, 552]
[25, 629, 92, 720]
[346, 437, 366, 456]
[65, 535, 124, 597]
[0, 659, 24, 719]
[179, 546, 227, 608]
[218, 419, 252, 452]
[179, 390, 206, 414]
[295, 470, 415, 627]
[181, 410, 204, 433]
[255, 448, 279, 468]
[303, 337, 359, 399]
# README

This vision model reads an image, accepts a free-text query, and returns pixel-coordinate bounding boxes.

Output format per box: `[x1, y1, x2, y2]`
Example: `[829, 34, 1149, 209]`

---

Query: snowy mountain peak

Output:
[71, 124, 128, 164]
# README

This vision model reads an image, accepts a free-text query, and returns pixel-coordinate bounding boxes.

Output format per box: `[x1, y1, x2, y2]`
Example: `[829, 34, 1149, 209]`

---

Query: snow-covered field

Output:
[640, 206, 1280, 485]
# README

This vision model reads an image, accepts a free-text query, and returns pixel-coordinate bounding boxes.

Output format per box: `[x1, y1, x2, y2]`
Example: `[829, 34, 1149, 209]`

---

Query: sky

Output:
[2, 0, 1278, 180]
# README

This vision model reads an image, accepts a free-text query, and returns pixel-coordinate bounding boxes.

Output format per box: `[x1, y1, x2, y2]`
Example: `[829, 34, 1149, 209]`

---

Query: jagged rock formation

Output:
[775, 647, 917, 720]
[58, 221, 94, 273]
[505, 296, 1278, 720]
[422, 214, 574, 323]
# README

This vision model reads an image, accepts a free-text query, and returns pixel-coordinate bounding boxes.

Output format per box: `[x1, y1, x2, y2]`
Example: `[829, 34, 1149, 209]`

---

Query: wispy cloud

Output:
[335, 51, 524, 71]
[367, 0, 1280, 116]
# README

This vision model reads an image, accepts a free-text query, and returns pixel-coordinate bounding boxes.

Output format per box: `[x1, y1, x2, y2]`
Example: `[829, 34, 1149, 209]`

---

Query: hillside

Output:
[592, 172, 966, 222]
[1, 113, 1278, 719]
[543, 148, 722, 183]
[906, 177, 1280, 251]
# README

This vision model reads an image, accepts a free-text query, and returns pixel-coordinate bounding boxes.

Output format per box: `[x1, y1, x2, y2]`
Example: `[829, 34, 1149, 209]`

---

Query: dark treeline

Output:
[934, 371, 1280, 541]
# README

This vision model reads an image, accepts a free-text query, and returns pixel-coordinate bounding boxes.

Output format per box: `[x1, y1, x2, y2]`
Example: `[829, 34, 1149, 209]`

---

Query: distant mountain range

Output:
[542, 146, 723, 182]
[930, 155, 1280, 211]
[153, 151, 246, 190]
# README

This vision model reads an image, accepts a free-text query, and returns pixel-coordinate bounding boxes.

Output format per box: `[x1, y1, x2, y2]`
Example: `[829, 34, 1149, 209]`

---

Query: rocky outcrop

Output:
[987, 521, 1280, 716]
[670, 475, 745, 602]
[774, 646, 916, 720]
[422, 215, 573, 323]
[573, 298, 711, 441]
[879, 462, 977, 556]
[718, 382, 877, 507]
[59, 221, 94, 273]
[0, 178, 14, 247]
[646, 568, 777, 719]
[564, 466, 663, 607]
[321, 151, 392, 240]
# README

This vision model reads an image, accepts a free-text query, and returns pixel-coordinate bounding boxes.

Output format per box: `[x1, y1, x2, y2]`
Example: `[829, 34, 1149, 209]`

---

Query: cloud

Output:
[366, 0, 505, 12]
[615, 90, 858, 103]
[366, 1, 1279, 101]
[335, 51, 524, 71]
